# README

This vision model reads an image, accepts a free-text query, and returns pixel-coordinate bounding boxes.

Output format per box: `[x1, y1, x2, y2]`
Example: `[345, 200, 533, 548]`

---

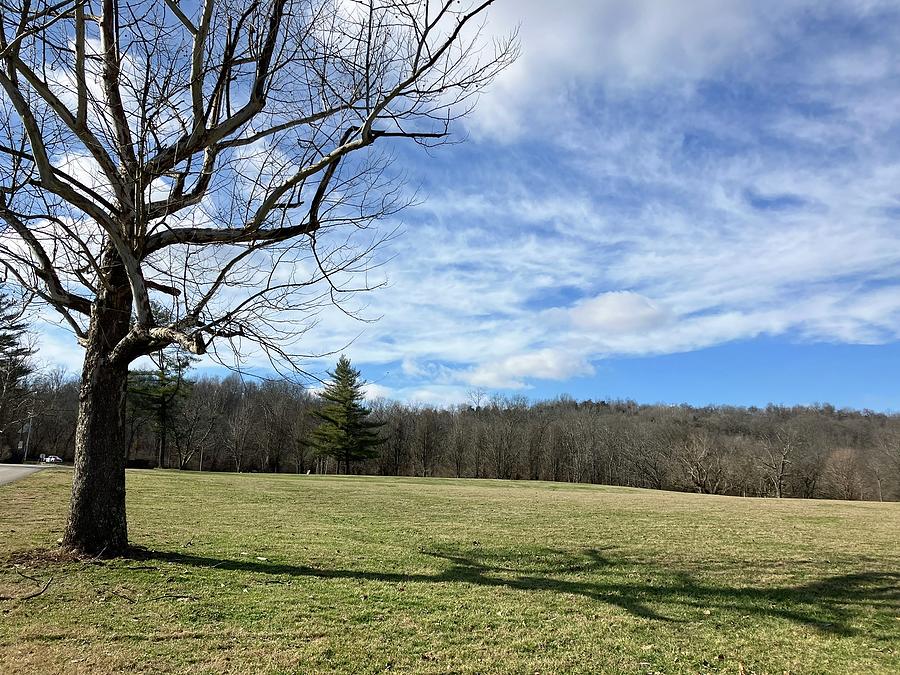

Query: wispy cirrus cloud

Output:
[299, 1, 900, 402]
[36, 2, 900, 407]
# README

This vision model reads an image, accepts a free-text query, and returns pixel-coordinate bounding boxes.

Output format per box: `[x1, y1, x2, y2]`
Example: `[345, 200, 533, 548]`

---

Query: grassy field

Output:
[1, 470, 898, 674]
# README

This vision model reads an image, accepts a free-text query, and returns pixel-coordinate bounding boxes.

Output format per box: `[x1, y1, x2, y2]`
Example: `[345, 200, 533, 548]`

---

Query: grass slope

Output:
[1, 470, 898, 674]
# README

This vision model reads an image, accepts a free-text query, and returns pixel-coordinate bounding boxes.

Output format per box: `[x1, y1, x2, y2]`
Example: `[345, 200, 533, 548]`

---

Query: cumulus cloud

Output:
[466, 349, 595, 389]
[361, 382, 394, 402]
[569, 292, 670, 334]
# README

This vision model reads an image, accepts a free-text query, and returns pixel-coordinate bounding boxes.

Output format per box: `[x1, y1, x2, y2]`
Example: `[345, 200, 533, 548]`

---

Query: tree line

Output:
[3, 352, 898, 502]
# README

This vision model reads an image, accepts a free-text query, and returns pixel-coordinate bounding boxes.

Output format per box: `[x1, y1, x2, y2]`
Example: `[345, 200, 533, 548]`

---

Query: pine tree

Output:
[311, 356, 384, 474]
[128, 347, 195, 468]
[0, 290, 33, 460]
[127, 303, 196, 468]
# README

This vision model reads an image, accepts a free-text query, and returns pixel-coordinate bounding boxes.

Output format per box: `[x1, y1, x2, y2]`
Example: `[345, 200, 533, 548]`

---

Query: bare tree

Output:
[524, 410, 550, 481]
[822, 447, 868, 501]
[485, 395, 526, 479]
[677, 431, 730, 495]
[29, 368, 78, 460]
[871, 427, 900, 501]
[759, 426, 797, 498]
[0, 0, 514, 553]
[373, 399, 410, 475]
[416, 405, 442, 477]
[627, 423, 675, 491]
[224, 378, 257, 473]
[288, 392, 315, 474]
[257, 380, 298, 472]
[448, 409, 470, 478]
[170, 377, 220, 470]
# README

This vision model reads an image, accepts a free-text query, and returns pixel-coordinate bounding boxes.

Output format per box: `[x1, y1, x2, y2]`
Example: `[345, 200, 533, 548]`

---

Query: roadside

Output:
[0, 464, 45, 487]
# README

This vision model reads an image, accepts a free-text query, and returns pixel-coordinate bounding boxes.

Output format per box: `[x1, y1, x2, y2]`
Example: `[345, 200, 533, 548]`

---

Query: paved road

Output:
[0, 464, 44, 486]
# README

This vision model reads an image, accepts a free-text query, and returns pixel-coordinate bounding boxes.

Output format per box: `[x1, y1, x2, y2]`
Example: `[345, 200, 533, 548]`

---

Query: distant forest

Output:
[5, 368, 899, 502]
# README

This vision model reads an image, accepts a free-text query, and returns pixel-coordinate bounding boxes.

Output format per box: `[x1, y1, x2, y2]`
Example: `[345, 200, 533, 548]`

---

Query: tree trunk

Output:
[158, 402, 167, 468]
[62, 271, 132, 556]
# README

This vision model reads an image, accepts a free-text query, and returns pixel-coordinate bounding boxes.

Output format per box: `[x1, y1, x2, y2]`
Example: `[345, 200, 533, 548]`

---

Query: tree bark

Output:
[62, 269, 133, 556]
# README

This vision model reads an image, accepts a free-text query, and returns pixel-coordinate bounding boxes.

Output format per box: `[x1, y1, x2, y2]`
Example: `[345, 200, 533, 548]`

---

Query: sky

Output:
[38, 0, 900, 410]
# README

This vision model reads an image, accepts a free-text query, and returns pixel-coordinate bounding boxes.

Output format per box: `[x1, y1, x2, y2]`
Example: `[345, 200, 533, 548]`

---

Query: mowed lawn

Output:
[1, 470, 898, 674]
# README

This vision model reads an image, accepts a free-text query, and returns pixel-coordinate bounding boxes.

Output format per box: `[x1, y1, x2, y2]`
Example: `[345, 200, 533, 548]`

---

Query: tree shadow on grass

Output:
[126, 545, 900, 638]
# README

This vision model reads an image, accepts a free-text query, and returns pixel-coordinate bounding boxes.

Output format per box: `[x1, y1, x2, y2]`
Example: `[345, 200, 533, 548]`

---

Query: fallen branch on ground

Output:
[0, 570, 53, 601]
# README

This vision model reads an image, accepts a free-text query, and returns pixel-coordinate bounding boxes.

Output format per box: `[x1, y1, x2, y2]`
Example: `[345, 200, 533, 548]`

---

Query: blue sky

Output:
[39, 0, 900, 410]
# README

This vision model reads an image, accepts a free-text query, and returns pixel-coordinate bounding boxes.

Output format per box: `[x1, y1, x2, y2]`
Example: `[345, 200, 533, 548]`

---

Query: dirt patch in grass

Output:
[5, 547, 81, 568]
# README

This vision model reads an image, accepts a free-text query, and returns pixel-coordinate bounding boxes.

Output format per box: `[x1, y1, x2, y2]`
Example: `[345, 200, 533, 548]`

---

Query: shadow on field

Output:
[128, 546, 900, 636]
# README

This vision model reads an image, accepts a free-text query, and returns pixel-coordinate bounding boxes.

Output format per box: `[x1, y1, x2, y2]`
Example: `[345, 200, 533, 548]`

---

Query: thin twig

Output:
[14, 569, 43, 584]
[109, 588, 137, 604]
[0, 572, 53, 601]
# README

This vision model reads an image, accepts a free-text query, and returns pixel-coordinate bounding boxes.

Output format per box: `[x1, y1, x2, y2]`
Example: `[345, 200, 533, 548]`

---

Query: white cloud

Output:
[34, 326, 84, 373]
[466, 349, 595, 389]
[403, 385, 471, 407]
[569, 291, 670, 333]
[361, 382, 394, 402]
[473, 0, 781, 140]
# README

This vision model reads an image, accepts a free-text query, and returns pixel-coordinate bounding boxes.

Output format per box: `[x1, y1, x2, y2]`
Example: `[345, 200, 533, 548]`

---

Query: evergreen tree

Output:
[0, 290, 34, 460]
[311, 356, 384, 474]
[128, 348, 195, 468]
[127, 304, 196, 467]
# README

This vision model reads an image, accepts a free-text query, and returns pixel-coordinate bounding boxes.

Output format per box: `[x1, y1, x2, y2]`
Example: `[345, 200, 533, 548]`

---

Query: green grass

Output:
[1, 470, 898, 674]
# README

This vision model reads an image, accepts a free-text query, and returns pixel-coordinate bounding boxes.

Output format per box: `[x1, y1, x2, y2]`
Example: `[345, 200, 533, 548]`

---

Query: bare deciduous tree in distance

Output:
[0, 0, 516, 555]
[761, 426, 797, 499]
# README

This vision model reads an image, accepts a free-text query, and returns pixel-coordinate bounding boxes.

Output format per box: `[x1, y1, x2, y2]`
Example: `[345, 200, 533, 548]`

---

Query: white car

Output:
[41, 455, 63, 464]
